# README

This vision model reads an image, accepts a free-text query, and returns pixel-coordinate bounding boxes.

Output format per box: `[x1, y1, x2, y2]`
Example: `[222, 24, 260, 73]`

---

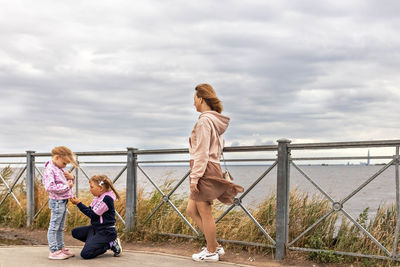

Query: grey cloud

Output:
[0, 0, 399, 153]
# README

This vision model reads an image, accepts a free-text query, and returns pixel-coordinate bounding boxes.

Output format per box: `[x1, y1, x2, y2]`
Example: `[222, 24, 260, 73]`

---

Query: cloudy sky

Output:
[0, 0, 399, 154]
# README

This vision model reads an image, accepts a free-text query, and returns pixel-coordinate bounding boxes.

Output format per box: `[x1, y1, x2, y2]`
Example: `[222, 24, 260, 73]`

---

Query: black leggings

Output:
[72, 225, 117, 259]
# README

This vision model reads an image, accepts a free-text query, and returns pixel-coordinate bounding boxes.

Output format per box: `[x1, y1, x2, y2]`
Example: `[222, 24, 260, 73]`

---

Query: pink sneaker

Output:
[48, 250, 69, 260]
[61, 248, 75, 258]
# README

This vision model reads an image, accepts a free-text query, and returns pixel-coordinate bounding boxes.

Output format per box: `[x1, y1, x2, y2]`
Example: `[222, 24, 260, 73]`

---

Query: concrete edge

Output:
[0, 245, 255, 267]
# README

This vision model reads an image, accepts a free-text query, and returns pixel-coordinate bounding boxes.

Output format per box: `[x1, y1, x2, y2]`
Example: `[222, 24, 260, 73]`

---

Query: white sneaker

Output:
[202, 245, 225, 256]
[216, 245, 225, 256]
[192, 248, 219, 262]
[111, 237, 122, 257]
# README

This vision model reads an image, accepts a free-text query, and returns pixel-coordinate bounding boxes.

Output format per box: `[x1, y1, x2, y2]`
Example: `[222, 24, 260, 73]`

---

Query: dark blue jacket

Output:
[77, 191, 116, 229]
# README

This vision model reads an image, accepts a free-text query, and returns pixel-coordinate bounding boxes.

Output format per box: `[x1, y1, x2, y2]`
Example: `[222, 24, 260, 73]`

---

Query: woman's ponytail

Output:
[195, 84, 223, 113]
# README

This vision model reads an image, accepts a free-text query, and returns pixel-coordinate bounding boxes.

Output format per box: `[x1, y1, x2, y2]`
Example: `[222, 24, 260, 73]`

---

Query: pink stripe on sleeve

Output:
[92, 201, 109, 216]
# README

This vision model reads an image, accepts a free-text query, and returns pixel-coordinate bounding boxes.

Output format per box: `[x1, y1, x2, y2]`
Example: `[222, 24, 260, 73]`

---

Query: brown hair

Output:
[90, 175, 121, 200]
[51, 146, 78, 167]
[195, 83, 223, 113]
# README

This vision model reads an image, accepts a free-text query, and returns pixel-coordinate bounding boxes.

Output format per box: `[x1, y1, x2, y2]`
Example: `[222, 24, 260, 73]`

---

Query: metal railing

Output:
[1, 139, 400, 262]
[0, 145, 278, 246]
[284, 139, 400, 261]
[137, 146, 278, 249]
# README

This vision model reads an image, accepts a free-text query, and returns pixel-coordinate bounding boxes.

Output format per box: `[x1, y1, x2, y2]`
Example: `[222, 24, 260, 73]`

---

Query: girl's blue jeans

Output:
[47, 198, 68, 252]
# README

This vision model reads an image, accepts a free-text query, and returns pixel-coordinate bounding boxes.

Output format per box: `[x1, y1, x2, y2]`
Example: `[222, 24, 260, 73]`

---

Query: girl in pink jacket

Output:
[42, 146, 78, 260]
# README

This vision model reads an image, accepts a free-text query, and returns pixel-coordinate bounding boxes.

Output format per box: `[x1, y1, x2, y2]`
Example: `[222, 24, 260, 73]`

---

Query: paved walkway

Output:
[0, 246, 253, 267]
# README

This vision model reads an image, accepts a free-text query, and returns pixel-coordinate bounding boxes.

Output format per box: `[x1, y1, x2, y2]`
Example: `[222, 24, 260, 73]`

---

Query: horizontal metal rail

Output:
[1, 159, 278, 165]
[0, 154, 26, 158]
[289, 247, 394, 261]
[135, 145, 278, 155]
[289, 139, 400, 150]
[1, 157, 396, 165]
[0, 156, 395, 165]
[154, 232, 275, 249]
[0, 162, 28, 165]
[0, 145, 278, 159]
[34, 151, 126, 157]
[291, 156, 393, 161]
[36, 161, 127, 165]
[1, 140, 399, 158]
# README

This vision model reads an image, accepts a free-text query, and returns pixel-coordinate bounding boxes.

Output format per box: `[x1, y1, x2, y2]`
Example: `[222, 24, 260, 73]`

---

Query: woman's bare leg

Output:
[186, 199, 204, 232]
[196, 201, 217, 253]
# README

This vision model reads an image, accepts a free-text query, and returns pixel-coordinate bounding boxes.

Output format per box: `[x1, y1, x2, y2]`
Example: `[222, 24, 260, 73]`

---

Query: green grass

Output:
[1, 166, 399, 266]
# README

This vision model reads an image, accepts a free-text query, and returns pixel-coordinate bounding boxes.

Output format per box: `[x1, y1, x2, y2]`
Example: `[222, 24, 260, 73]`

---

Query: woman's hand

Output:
[190, 183, 199, 193]
[70, 196, 80, 205]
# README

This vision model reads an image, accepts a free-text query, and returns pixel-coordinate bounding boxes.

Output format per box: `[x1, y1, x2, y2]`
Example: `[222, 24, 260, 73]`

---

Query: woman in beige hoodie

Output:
[187, 84, 244, 262]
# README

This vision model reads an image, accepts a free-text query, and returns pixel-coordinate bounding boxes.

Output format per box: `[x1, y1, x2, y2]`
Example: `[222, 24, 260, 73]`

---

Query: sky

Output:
[0, 0, 399, 156]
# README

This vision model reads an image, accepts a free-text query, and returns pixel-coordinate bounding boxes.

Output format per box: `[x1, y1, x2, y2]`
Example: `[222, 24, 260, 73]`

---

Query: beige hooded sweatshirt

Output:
[189, 110, 230, 184]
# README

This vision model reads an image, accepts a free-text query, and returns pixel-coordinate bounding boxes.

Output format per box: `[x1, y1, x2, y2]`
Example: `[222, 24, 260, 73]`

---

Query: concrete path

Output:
[0, 246, 253, 267]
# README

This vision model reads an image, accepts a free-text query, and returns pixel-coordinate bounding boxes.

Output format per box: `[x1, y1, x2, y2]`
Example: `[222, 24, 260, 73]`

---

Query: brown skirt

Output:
[189, 160, 244, 205]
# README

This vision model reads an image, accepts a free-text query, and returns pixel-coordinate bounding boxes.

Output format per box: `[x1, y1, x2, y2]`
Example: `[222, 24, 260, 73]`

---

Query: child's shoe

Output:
[110, 237, 122, 257]
[48, 250, 69, 260]
[61, 248, 75, 258]
[192, 248, 219, 262]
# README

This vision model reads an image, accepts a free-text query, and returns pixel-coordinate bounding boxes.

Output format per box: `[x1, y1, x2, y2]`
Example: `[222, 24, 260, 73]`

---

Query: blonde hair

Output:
[195, 84, 223, 113]
[90, 175, 120, 200]
[51, 146, 78, 167]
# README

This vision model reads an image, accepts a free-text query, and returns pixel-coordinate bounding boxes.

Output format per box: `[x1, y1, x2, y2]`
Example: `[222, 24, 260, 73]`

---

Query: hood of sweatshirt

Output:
[101, 190, 117, 201]
[90, 190, 116, 208]
[199, 111, 230, 135]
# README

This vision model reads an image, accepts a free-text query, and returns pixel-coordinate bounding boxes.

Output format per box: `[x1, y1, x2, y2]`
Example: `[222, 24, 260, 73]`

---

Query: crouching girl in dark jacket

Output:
[70, 175, 122, 259]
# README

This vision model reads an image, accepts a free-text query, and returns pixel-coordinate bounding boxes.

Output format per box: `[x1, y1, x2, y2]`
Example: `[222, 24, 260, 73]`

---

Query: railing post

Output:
[393, 146, 400, 255]
[75, 155, 79, 198]
[126, 147, 138, 233]
[26, 150, 36, 227]
[275, 139, 291, 260]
